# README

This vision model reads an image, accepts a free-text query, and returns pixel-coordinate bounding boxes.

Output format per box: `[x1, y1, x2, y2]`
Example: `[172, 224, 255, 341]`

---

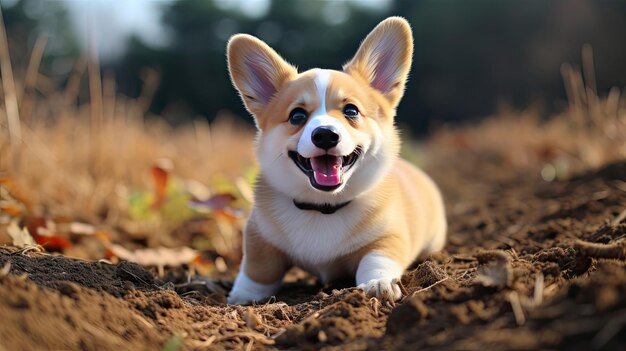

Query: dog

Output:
[226, 17, 446, 304]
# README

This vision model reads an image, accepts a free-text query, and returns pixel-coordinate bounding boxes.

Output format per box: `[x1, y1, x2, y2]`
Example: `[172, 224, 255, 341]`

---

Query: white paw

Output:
[227, 270, 282, 305]
[357, 278, 403, 302]
[227, 288, 265, 305]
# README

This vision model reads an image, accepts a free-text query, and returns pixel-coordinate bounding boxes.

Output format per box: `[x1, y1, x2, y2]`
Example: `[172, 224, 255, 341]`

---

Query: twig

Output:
[0, 6, 22, 169]
[508, 291, 526, 326]
[217, 332, 275, 345]
[88, 34, 103, 134]
[611, 208, 626, 226]
[137, 67, 160, 113]
[574, 239, 626, 260]
[591, 309, 626, 350]
[21, 35, 48, 125]
[19, 245, 44, 255]
[582, 44, 597, 96]
[298, 298, 344, 323]
[63, 57, 86, 107]
[118, 266, 151, 286]
[270, 328, 286, 340]
[533, 272, 544, 307]
[244, 339, 254, 351]
[415, 276, 451, 294]
[403, 276, 451, 302]
[276, 302, 292, 323]
[189, 335, 216, 348]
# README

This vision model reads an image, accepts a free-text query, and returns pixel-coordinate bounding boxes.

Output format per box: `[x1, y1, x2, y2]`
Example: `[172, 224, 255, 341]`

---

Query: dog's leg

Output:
[356, 251, 404, 302]
[228, 226, 289, 305]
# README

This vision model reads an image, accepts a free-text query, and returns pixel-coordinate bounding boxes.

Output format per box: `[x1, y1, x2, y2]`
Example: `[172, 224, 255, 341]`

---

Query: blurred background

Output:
[4, 0, 626, 135]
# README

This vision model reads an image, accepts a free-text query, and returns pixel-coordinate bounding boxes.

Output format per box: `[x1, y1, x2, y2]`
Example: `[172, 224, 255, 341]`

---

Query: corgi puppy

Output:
[226, 17, 446, 304]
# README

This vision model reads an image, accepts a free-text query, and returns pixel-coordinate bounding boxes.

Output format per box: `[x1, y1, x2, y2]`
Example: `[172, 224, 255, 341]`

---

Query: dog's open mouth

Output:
[288, 147, 362, 191]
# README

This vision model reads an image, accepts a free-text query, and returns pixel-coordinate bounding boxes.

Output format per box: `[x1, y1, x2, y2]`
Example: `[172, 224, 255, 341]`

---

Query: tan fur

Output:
[227, 17, 447, 303]
[242, 218, 289, 284]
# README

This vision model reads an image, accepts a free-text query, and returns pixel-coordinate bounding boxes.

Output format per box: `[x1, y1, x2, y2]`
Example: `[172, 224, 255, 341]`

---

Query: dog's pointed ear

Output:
[227, 34, 297, 122]
[343, 17, 413, 109]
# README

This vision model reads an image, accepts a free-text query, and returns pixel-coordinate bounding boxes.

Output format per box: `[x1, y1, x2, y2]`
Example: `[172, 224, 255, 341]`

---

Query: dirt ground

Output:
[2, 154, 626, 350]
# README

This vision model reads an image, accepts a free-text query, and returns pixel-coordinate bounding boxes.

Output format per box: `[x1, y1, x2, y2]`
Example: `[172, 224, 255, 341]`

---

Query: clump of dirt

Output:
[275, 290, 388, 349]
[403, 260, 448, 290]
[2, 158, 626, 350]
[0, 249, 157, 297]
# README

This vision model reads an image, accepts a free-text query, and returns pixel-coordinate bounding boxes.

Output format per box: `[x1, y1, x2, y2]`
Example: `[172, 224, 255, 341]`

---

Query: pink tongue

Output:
[310, 156, 343, 187]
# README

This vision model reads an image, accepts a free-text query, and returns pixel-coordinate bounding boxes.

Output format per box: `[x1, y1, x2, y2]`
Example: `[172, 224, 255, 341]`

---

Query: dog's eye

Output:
[288, 108, 308, 126]
[343, 104, 359, 119]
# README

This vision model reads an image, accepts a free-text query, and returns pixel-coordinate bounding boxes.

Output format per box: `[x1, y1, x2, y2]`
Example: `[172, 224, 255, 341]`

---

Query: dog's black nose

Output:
[312, 126, 341, 150]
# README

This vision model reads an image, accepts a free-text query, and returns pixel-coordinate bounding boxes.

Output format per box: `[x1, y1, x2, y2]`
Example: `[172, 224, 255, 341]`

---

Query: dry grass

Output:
[1, 108, 255, 220]
[0, 19, 255, 256]
[423, 47, 626, 200]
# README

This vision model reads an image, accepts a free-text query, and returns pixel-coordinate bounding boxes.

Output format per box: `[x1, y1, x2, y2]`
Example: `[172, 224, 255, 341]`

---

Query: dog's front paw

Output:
[228, 271, 282, 305]
[357, 278, 403, 302]
[227, 288, 264, 305]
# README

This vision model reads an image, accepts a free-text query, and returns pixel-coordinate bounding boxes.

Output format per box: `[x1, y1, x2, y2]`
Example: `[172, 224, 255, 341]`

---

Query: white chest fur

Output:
[254, 194, 385, 277]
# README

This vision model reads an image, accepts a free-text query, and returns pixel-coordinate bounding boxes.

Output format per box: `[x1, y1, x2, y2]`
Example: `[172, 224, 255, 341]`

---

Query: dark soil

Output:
[2, 161, 626, 350]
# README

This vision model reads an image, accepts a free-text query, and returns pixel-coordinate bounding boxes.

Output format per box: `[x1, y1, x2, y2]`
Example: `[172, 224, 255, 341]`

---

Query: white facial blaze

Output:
[297, 70, 354, 158]
[315, 69, 329, 116]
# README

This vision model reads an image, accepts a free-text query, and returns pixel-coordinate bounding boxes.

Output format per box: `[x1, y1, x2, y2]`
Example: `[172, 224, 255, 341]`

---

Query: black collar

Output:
[293, 199, 351, 214]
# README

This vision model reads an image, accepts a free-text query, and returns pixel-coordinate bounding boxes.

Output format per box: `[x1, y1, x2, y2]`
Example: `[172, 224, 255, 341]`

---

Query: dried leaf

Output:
[235, 177, 254, 203]
[0, 176, 31, 210]
[7, 221, 36, 248]
[26, 217, 72, 250]
[27, 217, 56, 237]
[37, 236, 73, 250]
[189, 193, 236, 212]
[150, 158, 173, 209]
[0, 201, 25, 218]
[158, 179, 196, 224]
[69, 222, 96, 235]
[108, 244, 198, 267]
[184, 179, 212, 201]
[0, 181, 28, 219]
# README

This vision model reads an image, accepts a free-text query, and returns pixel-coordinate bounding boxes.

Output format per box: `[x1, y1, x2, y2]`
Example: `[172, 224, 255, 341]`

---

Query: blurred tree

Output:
[6, 0, 622, 135]
[114, 0, 385, 127]
[2, 0, 79, 80]
[397, 0, 626, 131]
[116, 0, 626, 135]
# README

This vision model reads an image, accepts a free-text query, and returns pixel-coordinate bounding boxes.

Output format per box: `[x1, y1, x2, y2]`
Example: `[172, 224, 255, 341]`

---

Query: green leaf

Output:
[161, 335, 183, 351]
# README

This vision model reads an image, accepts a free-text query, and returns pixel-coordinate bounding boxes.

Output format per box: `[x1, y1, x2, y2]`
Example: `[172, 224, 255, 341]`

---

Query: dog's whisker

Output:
[272, 152, 284, 163]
